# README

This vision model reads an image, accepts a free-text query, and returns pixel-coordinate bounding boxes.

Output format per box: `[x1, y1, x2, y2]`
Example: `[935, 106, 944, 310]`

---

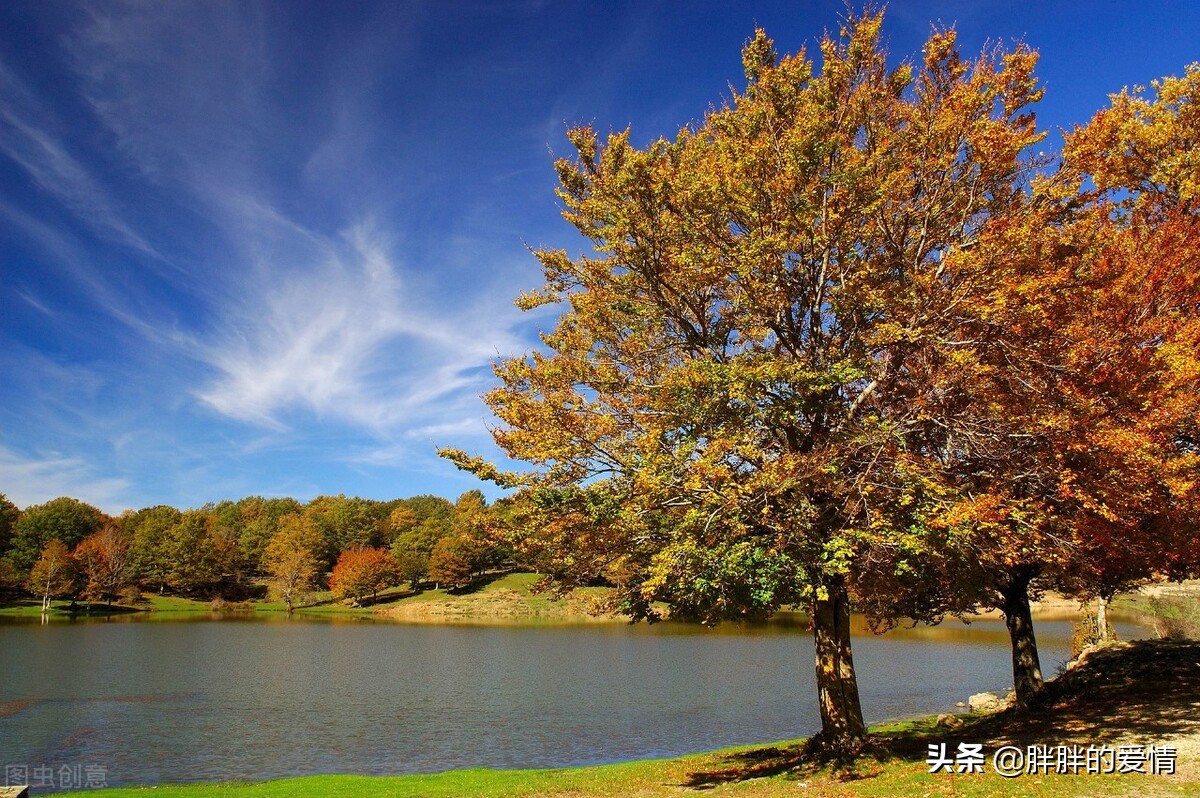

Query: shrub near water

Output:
[1070, 611, 1118, 659]
[1147, 595, 1200, 639]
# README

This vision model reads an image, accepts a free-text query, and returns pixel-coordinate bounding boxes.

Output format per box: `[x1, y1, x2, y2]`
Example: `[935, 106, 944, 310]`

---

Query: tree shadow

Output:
[445, 570, 512, 596]
[683, 639, 1200, 790]
[0, 598, 45, 611]
[357, 586, 420, 607]
[683, 744, 810, 789]
[73, 603, 143, 616]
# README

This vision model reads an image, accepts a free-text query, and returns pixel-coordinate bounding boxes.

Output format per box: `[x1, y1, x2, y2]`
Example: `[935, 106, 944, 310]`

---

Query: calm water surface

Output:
[0, 614, 1147, 790]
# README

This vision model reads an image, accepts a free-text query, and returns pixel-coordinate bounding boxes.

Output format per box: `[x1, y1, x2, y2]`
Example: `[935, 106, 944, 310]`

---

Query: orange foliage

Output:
[328, 546, 397, 604]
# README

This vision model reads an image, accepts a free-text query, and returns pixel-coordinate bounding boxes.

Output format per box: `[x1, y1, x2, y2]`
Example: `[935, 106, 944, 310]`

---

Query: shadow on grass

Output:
[683, 638, 1200, 790]
[445, 570, 513, 596]
[299, 586, 423, 610]
[357, 587, 420, 607]
[72, 603, 143, 616]
[1, 598, 143, 617]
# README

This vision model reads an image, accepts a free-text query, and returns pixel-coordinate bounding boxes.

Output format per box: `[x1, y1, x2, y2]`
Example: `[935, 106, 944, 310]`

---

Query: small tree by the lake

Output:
[75, 524, 134, 608]
[263, 515, 325, 613]
[26, 538, 78, 613]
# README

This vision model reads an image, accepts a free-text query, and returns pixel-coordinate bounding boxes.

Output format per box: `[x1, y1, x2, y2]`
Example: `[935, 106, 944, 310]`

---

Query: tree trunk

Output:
[811, 577, 866, 742]
[1000, 572, 1044, 707]
[1096, 595, 1111, 643]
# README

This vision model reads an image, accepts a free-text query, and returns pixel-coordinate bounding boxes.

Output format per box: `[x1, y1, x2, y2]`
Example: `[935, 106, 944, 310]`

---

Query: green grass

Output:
[0, 598, 142, 618]
[0, 597, 69, 617]
[1, 589, 404, 621]
[141, 594, 214, 612]
[394, 572, 544, 602]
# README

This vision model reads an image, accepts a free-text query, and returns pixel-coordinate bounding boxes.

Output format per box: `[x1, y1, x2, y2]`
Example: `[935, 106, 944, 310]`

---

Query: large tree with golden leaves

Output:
[445, 12, 1045, 743]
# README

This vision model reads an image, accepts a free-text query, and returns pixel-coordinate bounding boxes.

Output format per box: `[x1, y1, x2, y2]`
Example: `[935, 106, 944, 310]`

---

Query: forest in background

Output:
[0, 489, 514, 611]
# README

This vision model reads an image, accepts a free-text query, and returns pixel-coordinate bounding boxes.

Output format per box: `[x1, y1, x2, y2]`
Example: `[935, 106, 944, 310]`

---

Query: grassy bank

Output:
[374, 572, 621, 624]
[0, 573, 617, 624]
[43, 639, 1200, 797]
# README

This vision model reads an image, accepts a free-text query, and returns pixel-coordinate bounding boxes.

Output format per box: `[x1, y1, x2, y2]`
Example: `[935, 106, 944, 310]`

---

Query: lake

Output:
[0, 613, 1148, 790]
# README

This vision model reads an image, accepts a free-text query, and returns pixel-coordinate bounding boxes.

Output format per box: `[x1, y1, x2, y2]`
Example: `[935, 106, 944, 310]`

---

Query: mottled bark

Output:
[812, 577, 866, 740]
[1001, 572, 1044, 707]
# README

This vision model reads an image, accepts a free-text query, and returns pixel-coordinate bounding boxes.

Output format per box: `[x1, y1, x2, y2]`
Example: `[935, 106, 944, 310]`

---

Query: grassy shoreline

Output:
[0, 573, 611, 624]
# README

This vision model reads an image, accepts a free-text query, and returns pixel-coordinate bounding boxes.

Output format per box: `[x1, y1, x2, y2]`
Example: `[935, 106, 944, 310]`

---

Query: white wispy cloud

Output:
[194, 219, 527, 435]
[0, 445, 131, 514]
[0, 59, 157, 255]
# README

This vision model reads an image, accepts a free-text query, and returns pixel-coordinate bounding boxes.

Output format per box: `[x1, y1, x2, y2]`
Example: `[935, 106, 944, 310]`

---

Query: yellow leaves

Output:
[843, 10, 885, 68]
[922, 28, 963, 80]
[1065, 61, 1200, 208]
[741, 29, 777, 84]
[443, 7, 1200, 626]
[515, 287, 560, 311]
[565, 126, 598, 169]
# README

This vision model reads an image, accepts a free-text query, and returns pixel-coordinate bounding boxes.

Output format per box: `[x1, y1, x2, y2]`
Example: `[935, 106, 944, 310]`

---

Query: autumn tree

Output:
[393, 517, 451, 559]
[304, 495, 382, 566]
[203, 500, 252, 582]
[236, 496, 302, 575]
[386, 495, 465, 586]
[329, 546, 397, 605]
[428, 535, 482, 589]
[450, 490, 504, 574]
[74, 525, 134, 607]
[127, 505, 183, 592]
[1064, 62, 1199, 215]
[162, 510, 232, 595]
[6, 497, 104, 573]
[0, 493, 19, 557]
[262, 514, 324, 613]
[1052, 216, 1200, 644]
[382, 505, 419, 546]
[25, 539, 78, 612]
[391, 547, 429, 589]
[1059, 62, 1200, 600]
[904, 62, 1200, 706]
[444, 12, 1044, 744]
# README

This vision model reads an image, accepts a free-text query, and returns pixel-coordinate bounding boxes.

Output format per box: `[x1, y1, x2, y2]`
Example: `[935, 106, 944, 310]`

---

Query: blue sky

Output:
[1, 1, 1197, 514]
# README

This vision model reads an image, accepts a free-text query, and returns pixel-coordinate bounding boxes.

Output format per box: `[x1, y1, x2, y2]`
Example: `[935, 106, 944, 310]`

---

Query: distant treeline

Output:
[0, 490, 513, 610]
